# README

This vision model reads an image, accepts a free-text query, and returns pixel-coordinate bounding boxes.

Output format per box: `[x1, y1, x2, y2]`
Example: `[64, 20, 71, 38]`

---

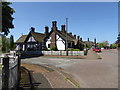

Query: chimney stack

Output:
[61, 25, 66, 33]
[52, 21, 57, 31]
[74, 34, 76, 39]
[30, 27, 35, 32]
[45, 26, 49, 36]
[77, 36, 80, 40]
[69, 32, 72, 35]
[52, 21, 57, 27]
[80, 38, 82, 41]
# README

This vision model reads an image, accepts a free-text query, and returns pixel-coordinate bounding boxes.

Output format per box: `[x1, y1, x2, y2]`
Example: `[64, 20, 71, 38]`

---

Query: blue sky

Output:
[9, 2, 118, 44]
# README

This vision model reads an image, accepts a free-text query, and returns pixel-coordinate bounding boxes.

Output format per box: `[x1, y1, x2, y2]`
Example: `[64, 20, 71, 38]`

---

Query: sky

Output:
[8, 2, 118, 44]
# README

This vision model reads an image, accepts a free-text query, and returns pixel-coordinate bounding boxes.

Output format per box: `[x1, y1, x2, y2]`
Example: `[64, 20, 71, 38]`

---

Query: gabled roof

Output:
[16, 31, 46, 43]
[46, 29, 82, 45]
[30, 31, 45, 43]
[56, 30, 76, 41]
[16, 35, 27, 43]
[16, 27, 83, 45]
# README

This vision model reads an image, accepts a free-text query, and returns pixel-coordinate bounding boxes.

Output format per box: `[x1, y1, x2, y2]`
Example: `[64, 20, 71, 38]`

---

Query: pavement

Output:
[21, 49, 118, 88]
[20, 63, 76, 89]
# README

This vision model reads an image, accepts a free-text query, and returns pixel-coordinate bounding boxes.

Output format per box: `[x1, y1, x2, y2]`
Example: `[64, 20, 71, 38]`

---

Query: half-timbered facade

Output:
[16, 21, 91, 51]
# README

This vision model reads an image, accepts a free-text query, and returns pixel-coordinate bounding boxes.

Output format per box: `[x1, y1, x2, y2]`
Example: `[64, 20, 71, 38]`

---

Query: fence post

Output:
[16, 53, 21, 88]
[2, 55, 9, 90]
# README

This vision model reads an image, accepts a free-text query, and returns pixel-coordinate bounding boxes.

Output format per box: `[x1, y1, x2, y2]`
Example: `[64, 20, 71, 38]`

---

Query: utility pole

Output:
[66, 18, 68, 56]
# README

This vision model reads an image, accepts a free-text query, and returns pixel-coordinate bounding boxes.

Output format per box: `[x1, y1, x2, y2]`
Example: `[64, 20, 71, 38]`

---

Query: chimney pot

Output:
[77, 36, 80, 40]
[80, 38, 82, 41]
[74, 34, 76, 39]
[61, 25, 66, 33]
[69, 32, 72, 35]
[52, 21, 57, 27]
[30, 27, 35, 32]
[45, 26, 49, 36]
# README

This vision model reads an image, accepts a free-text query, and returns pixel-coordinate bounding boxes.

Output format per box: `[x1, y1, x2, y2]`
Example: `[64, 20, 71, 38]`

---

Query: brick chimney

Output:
[77, 36, 80, 40]
[45, 26, 49, 36]
[50, 21, 57, 48]
[52, 21, 57, 31]
[61, 25, 66, 33]
[80, 38, 82, 41]
[74, 34, 76, 39]
[69, 32, 72, 35]
[30, 27, 35, 32]
[50, 32, 56, 48]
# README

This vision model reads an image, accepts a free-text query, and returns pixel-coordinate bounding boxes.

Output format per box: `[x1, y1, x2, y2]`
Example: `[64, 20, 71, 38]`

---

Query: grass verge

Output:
[66, 77, 80, 88]
[0, 64, 2, 70]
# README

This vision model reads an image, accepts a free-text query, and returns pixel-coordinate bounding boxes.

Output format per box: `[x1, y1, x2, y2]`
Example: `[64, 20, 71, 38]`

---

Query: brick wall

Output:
[50, 30, 56, 49]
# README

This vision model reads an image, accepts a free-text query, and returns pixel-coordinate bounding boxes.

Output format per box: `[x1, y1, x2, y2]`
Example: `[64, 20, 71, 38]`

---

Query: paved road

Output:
[22, 49, 118, 88]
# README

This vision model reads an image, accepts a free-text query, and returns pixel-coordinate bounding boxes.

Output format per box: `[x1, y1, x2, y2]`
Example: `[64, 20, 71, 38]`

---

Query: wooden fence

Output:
[20, 50, 86, 56]
[0, 52, 21, 89]
[42, 51, 84, 56]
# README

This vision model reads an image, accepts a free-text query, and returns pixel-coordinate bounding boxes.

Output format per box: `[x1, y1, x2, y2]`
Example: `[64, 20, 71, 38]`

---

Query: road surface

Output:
[22, 49, 118, 88]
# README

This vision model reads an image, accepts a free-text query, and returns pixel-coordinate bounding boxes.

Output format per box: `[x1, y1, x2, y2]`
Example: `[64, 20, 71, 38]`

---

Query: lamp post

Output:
[66, 18, 68, 56]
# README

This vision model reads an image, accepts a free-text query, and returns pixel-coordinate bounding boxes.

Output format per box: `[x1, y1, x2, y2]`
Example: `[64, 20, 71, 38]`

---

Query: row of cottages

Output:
[15, 21, 95, 51]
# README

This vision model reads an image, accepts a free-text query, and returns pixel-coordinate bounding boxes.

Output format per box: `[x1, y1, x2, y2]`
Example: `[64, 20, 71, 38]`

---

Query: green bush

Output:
[51, 47, 58, 51]
[67, 48, 74, 51]
[42, 47, 50, 51]
[74, 49, 80, 51]
[67, 48, 80, 51]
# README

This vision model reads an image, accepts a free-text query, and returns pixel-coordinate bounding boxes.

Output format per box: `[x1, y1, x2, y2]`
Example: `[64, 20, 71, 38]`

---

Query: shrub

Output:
[42, 47, 49, 51]
[74, 49, 80, 51]
[67, 48, 74, 51]
[51, 47, 58, 51]
[67, 48, 80, 51]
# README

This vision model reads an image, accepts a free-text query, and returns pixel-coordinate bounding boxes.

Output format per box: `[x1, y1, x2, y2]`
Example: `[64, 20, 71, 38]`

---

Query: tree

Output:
[2, 2, 15, 35]
[116, 32, 120, 48]
[110, 43, 117, 49]
[1, 35, 10, 52]
[10, 35, 15, 50]
[97, 41, 109, 48]
[97, 43, 103, 48]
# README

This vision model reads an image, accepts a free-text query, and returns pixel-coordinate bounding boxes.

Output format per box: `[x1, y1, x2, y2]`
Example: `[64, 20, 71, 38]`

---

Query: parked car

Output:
[92, 48, 101, 52]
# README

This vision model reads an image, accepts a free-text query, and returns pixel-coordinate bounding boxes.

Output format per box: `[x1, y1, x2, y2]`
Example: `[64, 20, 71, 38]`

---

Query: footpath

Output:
[19, 63, 76, 89]
[85, 50, 102, 60]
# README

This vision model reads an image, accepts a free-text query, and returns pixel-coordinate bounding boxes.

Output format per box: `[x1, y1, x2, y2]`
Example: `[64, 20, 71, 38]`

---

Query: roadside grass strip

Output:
[65, 77, 80, 88]
[0, 64, 2, 70]
[43, 64, 81, 88]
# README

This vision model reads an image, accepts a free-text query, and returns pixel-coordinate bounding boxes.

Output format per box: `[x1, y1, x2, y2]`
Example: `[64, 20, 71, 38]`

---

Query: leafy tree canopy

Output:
[97, 41, 109, 48]
[2, 2, 15, 35]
